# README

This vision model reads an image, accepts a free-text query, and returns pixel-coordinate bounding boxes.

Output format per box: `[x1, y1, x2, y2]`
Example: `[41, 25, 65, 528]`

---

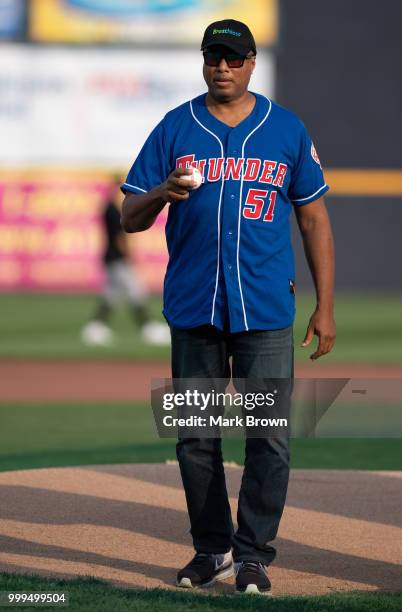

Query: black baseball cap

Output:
[201, 19, 257, 56]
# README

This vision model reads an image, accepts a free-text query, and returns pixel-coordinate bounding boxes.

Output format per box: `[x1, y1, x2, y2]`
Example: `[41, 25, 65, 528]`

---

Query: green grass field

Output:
[0, 403, 400, 472]
[1, 293, 400, 610]
[0, 574, 400, 612]
[0, 292, 401, 362]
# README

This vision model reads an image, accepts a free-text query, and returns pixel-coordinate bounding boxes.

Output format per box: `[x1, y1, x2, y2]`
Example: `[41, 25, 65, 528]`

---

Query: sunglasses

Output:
[203, 50, 253, 68]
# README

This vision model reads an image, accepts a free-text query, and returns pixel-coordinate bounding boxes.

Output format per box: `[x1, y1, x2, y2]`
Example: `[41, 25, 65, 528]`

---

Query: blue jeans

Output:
[171, 324, 294, 566]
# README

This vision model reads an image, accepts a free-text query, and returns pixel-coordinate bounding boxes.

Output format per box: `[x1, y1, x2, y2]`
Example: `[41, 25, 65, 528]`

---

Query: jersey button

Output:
[230, 194, 235, 200]
[228, 230, 233, 236]
[228, 264, 232, 270]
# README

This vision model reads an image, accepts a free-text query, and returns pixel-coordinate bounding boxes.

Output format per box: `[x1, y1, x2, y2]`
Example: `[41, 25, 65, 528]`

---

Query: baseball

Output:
[181, 167, 203, 190]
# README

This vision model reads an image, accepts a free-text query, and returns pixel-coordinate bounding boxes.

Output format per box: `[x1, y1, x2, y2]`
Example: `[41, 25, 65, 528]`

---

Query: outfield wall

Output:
[0, 47, 274, 293]
[278, 0, 402, 290]
[1, 1, 400, 293]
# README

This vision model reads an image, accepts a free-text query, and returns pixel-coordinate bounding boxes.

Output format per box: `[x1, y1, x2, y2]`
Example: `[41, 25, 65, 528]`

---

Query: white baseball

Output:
[181, 167, 202, 190]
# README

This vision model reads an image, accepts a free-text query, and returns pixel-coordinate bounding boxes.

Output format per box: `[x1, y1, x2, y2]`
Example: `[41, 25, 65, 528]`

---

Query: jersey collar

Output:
[191, 91, 270, 143]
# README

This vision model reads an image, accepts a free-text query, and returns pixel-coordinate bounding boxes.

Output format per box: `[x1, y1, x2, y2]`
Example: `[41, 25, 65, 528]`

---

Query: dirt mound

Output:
[0, 464, 400, 596]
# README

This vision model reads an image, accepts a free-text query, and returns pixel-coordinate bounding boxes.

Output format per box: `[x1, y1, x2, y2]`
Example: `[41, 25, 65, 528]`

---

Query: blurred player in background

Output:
[81, 177, 170, 346]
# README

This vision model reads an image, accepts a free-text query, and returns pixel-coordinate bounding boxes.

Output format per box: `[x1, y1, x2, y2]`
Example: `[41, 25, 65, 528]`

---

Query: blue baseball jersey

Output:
[122, 92, 329, 332]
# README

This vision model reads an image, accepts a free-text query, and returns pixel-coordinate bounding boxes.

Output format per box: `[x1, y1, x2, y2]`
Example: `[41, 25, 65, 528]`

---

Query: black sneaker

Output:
[235, 561, 272, 595]
[176, 551, 233, 588]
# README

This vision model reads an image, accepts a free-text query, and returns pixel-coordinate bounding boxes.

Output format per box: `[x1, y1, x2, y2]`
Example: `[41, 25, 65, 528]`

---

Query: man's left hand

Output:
[302, 308, 336, 360]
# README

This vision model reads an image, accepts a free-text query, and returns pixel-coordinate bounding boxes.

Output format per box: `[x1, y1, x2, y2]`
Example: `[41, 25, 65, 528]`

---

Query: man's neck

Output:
[205, 91, 256, 128]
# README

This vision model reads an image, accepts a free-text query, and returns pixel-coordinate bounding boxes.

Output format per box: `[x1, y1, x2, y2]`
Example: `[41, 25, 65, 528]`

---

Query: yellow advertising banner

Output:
[29, 0, 278, 46]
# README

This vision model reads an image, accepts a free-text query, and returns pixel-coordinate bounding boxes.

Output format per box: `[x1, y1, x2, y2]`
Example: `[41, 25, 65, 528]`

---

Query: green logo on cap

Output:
[212, 28, 241, 37]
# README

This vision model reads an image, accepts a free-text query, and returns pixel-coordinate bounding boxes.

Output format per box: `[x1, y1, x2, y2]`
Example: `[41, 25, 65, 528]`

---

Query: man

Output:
[81, 177, 170, 346]
[121, 19, 336, 595]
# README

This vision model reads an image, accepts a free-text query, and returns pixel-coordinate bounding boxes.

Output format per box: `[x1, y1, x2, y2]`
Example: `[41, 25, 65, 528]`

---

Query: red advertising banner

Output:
[0, 171, 167, 293]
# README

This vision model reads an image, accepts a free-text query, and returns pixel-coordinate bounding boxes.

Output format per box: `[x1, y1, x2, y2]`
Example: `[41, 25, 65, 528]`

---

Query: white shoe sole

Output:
[80, 322, 113, 346]
[141, 321, 170, 345]
[235, 583, 272, 595]
[176, 564, 234, 589]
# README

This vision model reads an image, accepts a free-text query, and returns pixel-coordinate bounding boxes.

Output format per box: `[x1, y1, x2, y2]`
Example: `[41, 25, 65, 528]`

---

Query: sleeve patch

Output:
[311, 143, 322, 168]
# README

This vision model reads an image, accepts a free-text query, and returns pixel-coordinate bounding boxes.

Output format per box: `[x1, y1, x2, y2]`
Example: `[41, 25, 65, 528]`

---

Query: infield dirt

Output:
[0, 464, 401, 596]
[1, 360, 402, 402]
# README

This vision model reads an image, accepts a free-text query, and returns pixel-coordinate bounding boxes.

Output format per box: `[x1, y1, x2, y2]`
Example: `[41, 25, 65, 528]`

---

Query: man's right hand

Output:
[121, 168, 197, 233]
[158, 167, 197, 202]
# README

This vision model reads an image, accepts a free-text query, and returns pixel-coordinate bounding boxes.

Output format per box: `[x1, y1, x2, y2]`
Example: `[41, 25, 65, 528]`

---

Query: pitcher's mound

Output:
[0, 464, 400, 596]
